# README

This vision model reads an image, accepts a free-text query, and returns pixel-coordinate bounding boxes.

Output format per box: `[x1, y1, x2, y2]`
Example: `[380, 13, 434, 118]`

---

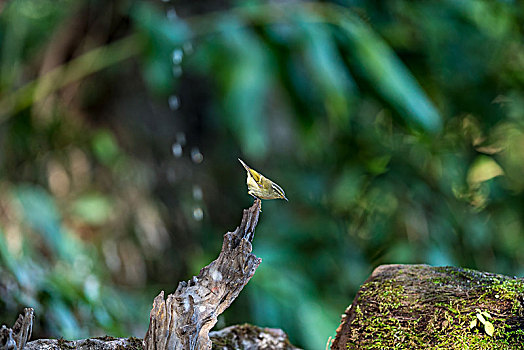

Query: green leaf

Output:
[212, 24, 271, 158]
[298, 20, 355, 126]
[467, 155, 504, 185]
[72, 193, 113, 225]
[469, 319, 477, 329]
[50, 300, 81, 339]
[337, 14, 442, 133]
[484, 321, 494, 336]
[15, 185, 72, 260]
[481, 311, 492, 319]
[92, 130, 120, 165]
[476, 313, 486, 324]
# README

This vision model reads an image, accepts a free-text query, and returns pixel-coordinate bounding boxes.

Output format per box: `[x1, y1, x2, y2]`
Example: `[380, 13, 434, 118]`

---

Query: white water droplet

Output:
[84, 275, 100, 300]
[193, 207, 203, 221]
[166, 168, 176, 183]
[172, 49, 183, 65]
[172, 65, 183, 77]
[168, 95, 180, 110]
[183, 42, 194, 55]
[176, 132, 186, 146]
[193, 185, 203, 200]
[172, 143, 182, 157]
[190, 148, 203, 163]
[166, 8, 177, 21]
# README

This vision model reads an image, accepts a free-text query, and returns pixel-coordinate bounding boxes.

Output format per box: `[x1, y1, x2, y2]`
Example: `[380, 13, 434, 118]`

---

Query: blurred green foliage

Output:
[1, 1, 524, 349]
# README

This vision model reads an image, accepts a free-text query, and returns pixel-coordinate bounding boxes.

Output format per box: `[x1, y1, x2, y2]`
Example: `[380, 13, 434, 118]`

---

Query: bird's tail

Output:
[238, 158, 251, 172]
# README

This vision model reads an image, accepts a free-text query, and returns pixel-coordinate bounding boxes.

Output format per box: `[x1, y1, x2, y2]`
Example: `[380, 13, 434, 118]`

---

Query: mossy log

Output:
[332, 264, 524, 350]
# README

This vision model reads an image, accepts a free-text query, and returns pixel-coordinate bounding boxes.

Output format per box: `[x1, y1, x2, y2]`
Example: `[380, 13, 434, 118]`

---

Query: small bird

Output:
[238, 158, 288, 201]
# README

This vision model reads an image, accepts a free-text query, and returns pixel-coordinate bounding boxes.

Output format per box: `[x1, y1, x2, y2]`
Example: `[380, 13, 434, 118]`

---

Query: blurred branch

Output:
[0, 34, 142, 123]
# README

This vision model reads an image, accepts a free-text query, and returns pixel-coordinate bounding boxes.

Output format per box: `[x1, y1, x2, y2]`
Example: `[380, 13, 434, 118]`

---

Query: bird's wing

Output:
[248, 168, 262, 183]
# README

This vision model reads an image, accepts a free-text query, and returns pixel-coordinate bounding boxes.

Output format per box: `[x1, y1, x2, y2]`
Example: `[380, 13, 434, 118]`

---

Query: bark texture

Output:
[210, 324, 300, 350]
[332, 264, 524, 350]
[20, 325, 299, 350]
[144, 199, 263, 350]
[24, 337, 144, 350]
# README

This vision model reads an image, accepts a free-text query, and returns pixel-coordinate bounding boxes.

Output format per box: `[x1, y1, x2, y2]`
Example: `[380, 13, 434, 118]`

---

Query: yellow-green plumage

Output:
[238, 158, 288, 201]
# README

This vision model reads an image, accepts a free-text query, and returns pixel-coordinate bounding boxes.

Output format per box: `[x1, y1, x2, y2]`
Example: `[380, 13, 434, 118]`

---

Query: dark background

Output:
[1, 1, 524, 349]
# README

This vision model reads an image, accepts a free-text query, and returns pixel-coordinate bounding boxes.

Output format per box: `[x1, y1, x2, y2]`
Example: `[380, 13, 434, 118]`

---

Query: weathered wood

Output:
[144, 199, 263, 350]
[25, 337, 143, 350]
[332, 264, 524, 350]
[210, 324, 300, 350]
[1, 308, 33, 350]
[22, 324, 300, 350]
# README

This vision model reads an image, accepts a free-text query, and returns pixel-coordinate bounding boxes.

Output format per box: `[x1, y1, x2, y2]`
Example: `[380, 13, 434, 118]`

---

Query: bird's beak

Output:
[283, 196, 288, 202]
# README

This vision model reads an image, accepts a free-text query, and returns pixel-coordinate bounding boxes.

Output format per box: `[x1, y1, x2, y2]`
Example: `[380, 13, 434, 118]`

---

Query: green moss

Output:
[358, 280, 407, 310]
[491, 279, 524, 314]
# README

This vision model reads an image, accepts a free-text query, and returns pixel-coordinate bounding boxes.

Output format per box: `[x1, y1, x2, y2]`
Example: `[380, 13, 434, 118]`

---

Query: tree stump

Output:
[331, 264, 524, 350]
[143, 199, 263, 350]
